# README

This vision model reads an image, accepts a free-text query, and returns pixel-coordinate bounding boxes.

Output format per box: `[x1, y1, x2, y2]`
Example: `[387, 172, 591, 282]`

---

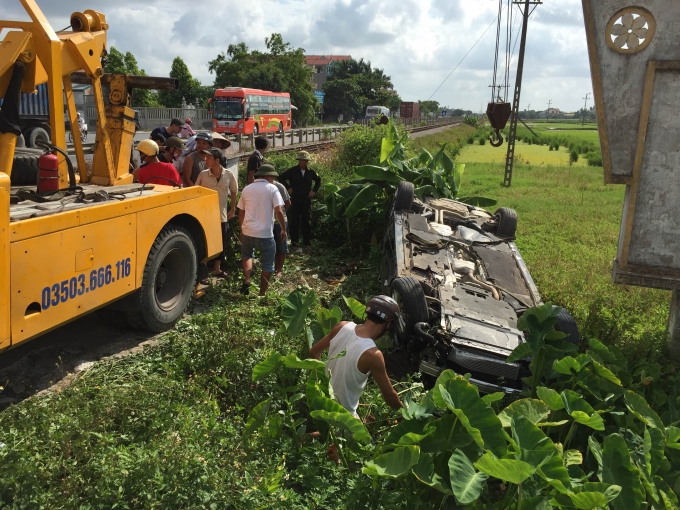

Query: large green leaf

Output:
[431, 370, 457, 408]
[362, 446, 420, 478]
[252, 351, 283, 381]
[420, 413, 473, 454]
[506, 342, 534, 363]
[602, 433, 644, 510]
[354, 165, 401, 183]
[448, 449, 488, 504]
[511, 414, 560, 469]
[243, 398, 272, 439]
[412, 453, 452, 495]
[498, 399, 551, 427]
[552, 483, 622, 510]
[571, 410, 605, 431]
[553, 356, 582, 375]
[536, 387, 565, 411]
[342, 295, 366, 320]
[624, 390, 664, 429]
[537, 454, 572, 493]
[587, 338, 619, 364]
[439, 378, 507, 457]
[281, 289, 316, 337]
[343, 183, 383, 217]
[414, 185, 438, 200]
[384, 419, 429, 447]
[666, 426, 680, 450]
[309, 410, 371, 444]
[474, 452, 534, 485]
[281, 354, 326, 371]
[317, 306, 342, 335]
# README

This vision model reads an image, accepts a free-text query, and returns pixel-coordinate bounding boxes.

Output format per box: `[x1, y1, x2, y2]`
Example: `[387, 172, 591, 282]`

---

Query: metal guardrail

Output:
[66, 118, 461, 156]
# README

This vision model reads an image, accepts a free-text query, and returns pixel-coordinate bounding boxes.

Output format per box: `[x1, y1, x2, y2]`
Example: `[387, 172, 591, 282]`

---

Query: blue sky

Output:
[3, 0, 593, 112]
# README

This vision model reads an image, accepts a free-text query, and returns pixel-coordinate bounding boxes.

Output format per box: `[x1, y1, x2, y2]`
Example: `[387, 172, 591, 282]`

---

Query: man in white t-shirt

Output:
[237, 164, 286, 296]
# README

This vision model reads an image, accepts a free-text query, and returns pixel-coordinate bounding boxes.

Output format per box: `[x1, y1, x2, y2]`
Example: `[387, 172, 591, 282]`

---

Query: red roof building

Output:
[305, 55, 352, 90]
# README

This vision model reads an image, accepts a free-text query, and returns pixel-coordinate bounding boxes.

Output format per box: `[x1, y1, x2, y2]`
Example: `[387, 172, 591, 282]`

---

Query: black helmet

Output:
[195, 131, 213, 145]
[365, 295, 400, 322]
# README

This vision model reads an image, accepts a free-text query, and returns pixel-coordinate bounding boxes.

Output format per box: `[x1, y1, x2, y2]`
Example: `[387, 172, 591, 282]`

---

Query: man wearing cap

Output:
[133, 139, 182, 186]
[247, 136, 268, 185]
[151, 118, 182, 142]
[196, 147, 238, 279]
[278, 151, 321, 250]
[309, 295, 403, 416]
[237, 164, 286, 296]
[158, 136, 186, 164]
[182, 131, 212, 187]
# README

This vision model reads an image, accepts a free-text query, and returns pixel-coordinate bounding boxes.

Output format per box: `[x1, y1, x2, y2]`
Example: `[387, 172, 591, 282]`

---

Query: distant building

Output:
[305, 55, 351, 91]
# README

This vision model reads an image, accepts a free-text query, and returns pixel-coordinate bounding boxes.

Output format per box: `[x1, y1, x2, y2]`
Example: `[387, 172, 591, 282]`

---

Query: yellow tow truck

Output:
[0, 1, 222, 351]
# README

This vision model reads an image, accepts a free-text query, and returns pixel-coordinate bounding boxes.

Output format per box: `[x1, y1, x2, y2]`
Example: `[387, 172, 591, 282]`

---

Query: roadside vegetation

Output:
[1, 122, 677, 508]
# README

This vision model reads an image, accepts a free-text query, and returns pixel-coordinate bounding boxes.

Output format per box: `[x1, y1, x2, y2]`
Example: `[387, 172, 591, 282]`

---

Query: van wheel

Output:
[555, 308, 580, 348]
[394, 181, 415, 212]
[125, 225, 197, 332]
[494, 207, 517, 237]
[391, 276, 429, 344]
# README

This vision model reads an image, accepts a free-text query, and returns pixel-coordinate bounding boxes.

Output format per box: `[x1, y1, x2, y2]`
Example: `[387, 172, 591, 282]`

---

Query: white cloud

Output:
[2, 0, 593, 112]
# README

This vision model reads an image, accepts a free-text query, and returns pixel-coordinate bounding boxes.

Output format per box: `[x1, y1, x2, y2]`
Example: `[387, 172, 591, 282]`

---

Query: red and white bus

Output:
[211, 88, 292, 135]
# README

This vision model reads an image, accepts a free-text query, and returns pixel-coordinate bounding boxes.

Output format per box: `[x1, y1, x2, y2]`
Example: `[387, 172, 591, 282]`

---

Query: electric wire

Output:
[427, 15, 499, 101]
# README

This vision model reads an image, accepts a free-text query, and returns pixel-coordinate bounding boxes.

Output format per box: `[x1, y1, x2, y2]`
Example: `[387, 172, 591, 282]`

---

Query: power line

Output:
[427, 15, 499, 101]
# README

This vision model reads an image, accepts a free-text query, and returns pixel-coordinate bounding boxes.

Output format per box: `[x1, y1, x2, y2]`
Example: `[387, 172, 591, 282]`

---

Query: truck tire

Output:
[125, 225, 197, 332]
[16, 134, 25, 147]
[11, 148, 42, 185]
[24, 126, 50, 148]
[494, 207, 517, 237]
[391, 276, 429, 344]
[555, 308, 580, 347]
[394, 181, 415, 212]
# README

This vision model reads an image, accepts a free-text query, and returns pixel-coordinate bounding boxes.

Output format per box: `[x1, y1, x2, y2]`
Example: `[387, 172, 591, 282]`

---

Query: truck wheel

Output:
[391, 276, 429, 344]
[11, 148, 42, 185]
[126, 225, 197, 332]
[555, 308, 580, 348]
[494, 207, 517, 237]
[24, 126, 50, 148]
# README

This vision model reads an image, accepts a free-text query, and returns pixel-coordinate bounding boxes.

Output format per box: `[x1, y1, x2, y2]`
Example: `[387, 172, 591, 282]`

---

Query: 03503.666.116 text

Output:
[40, 257, 132, 311]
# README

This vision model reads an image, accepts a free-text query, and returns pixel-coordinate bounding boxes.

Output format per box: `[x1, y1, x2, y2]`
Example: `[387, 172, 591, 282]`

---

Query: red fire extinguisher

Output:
[38, 150, 60, 192]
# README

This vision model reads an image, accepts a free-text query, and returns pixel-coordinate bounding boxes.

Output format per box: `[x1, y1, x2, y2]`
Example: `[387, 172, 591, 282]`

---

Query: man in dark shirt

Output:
[278, 150, 321, 249]
[247, 136, 268, 184]
[150, 118, 182, 142]
[133, 139, 182, 186]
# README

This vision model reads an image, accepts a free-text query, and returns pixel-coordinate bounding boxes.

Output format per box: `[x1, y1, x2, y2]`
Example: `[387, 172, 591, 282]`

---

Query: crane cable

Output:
[490, 0, 504, 102]
[427, 15, 499, 101]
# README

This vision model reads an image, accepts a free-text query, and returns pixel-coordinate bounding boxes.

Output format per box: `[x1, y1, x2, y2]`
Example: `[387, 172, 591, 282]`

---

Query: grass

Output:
[458, 141, 588, 166]
[0, 122, 675, 507]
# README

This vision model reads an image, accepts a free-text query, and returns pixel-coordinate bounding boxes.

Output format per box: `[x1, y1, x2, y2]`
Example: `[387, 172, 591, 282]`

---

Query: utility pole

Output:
[581, 92, 590, 126]
[502, 0, 542, 188]
[546, 99, 552, 123]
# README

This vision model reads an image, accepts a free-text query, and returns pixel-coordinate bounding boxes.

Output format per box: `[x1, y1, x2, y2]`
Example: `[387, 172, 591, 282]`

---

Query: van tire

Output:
[125, 225, 197, 332]
[494, 207, 518, 237]
[11, 148, 42, 185]
[555, 308, 580, 348]
[391, 276, 429, 344]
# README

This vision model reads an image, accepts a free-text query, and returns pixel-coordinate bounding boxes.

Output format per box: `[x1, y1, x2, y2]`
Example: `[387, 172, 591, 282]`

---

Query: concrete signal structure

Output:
[582, 0, 680, 351]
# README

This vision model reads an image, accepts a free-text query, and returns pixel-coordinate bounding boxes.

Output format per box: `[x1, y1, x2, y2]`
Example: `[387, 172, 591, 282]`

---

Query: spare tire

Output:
[11, 148, 42, 185]
[24, 126, 50, 148]
[391, 276, 429, 344]
[494, 207, 518, 237]
[555, 308, 580, 347]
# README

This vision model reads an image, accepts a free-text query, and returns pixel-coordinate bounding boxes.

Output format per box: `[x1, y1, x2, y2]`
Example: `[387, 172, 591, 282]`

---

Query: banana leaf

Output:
[343, 183, 383, 217]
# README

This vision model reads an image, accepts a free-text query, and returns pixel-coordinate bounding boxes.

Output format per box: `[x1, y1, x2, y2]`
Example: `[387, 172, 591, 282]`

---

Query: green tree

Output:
[418, 100, 440, 116]
[208, 34, 318, 126]
[103, 46, 160, 107]
[322, 58, 401, 121]
[158, 56, 208, 108]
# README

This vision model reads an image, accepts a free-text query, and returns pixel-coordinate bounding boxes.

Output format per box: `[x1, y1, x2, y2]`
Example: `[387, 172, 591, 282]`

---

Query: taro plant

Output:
[360, 303, 680, 508]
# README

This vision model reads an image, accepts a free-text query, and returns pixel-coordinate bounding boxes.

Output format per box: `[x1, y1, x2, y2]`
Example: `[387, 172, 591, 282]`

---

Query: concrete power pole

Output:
[582, 92, 590, 126]
[546, 99, 552, 123]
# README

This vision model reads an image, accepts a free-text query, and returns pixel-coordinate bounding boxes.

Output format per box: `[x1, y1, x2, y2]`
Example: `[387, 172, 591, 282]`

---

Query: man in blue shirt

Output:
[150, 118, 182, 142]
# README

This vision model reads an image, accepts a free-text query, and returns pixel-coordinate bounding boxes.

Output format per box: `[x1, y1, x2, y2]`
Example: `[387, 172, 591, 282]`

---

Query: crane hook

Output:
[489, 128, 504, 147]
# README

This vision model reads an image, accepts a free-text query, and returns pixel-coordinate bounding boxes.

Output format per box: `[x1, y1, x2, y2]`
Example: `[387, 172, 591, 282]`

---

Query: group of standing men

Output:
[132, 123, 321, 297]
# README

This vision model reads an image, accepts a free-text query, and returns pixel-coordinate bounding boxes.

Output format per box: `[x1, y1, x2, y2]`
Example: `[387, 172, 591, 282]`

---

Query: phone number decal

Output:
[41, 258, 132, 311]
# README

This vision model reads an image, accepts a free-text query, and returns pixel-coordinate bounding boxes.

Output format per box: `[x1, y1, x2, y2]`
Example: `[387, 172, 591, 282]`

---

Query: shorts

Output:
[240, 234, 276, 273]
[218, 222, 229, 262]
[273, 222, 288, 255]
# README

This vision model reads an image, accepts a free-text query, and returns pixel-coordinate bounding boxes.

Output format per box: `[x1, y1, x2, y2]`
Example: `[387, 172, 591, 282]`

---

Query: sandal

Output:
[199, 278, 210, 285]
[240, 282, 251, 295]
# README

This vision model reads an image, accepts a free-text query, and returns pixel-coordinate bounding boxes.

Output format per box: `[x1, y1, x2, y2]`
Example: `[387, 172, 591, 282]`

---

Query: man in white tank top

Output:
[309, 295, 403, 417]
